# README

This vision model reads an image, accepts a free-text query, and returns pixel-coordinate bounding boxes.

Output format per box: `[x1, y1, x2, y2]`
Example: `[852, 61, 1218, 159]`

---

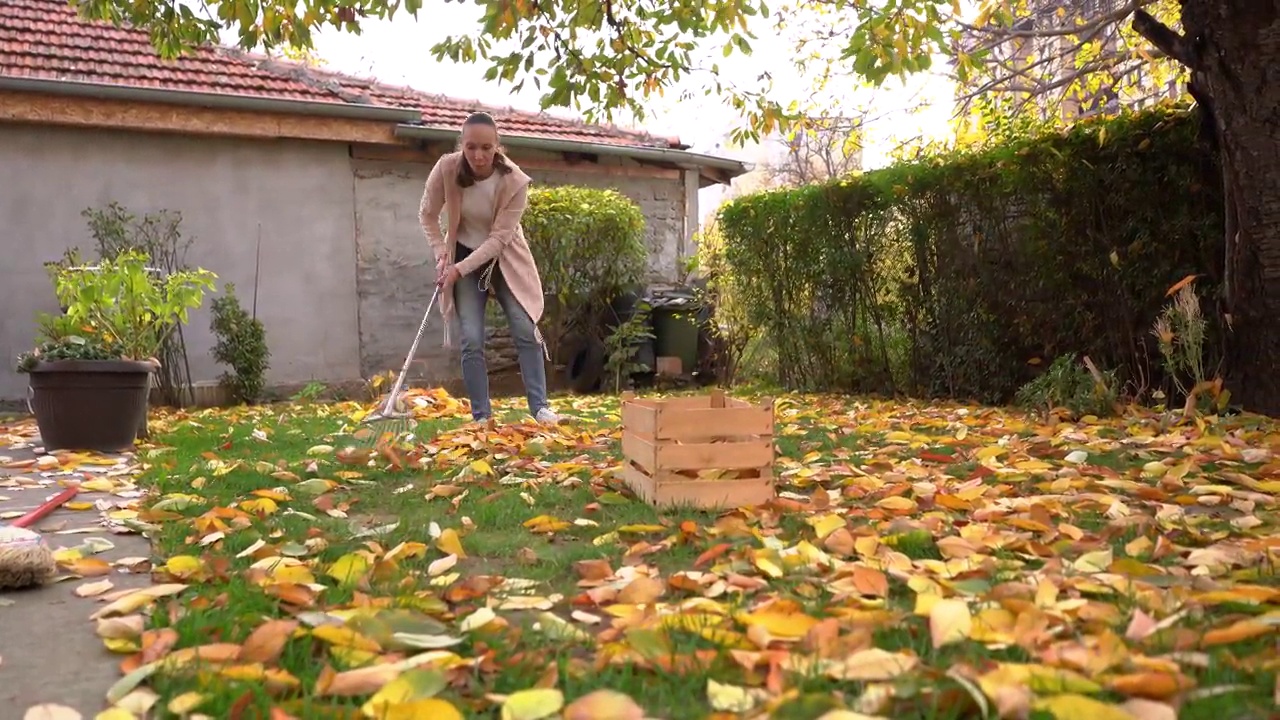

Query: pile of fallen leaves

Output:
[4, 390, 1280, 719]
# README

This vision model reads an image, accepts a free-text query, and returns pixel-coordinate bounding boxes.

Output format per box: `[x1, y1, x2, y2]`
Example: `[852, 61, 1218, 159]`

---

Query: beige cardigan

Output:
[418, 151, 547, 354]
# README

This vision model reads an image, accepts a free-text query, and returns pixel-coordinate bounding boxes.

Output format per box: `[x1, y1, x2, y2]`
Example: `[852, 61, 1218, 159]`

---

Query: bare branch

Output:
[957, 0, 1157, 54]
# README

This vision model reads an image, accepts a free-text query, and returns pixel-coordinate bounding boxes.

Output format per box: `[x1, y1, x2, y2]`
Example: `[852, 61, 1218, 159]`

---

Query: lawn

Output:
[66, 387, 1280, 719]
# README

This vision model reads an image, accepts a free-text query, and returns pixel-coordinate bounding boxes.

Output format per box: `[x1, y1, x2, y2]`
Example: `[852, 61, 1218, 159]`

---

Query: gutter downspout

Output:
[0, 76, 423, 123]
[392, 123, 752, 178]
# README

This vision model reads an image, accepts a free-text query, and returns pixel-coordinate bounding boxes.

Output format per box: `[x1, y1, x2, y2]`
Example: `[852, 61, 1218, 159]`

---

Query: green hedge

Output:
[523, 185, 648, 360]
[716, 106, 1225, 403]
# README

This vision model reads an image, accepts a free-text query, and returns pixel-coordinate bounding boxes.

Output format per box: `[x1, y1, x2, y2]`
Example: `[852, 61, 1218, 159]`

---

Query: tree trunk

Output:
[1178, 1, 1280, 416]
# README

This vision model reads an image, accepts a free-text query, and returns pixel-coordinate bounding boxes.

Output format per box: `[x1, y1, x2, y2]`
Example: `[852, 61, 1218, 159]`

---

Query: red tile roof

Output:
[0, 0, 682, 150]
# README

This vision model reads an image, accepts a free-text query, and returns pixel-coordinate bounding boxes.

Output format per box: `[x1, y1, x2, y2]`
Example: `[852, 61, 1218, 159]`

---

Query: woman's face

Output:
[461, 124, 499, 174]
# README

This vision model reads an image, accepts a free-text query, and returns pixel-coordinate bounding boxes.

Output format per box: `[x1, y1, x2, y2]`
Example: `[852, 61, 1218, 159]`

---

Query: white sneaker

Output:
[534, 407, 564, 426]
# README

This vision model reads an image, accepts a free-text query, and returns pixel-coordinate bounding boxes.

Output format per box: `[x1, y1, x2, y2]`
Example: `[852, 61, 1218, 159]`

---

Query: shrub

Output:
[716, 105, 1224, 405]
[210, 283, 271, 404]
[523, 185, 648, 365]
[78, 202, 200, 407]
[693, 217, 762, 386]
[1014, 354, 1119, 419]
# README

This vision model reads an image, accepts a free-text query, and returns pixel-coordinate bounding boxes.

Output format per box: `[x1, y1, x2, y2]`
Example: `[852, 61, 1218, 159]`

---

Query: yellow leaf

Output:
[706, 679, 764, 713]
[164, 555, 203, 578]
[876, 496, 918, 512]
[80, 478, 116, 493]
[978, 663, 1102, 696]
[102, 637, 140, 654]
[500, 688, 564, 720]
[311, 625, 382, 652]
[1032, 694, 1136, 720]
[808, 509, 849, 538]
[93, 710, 137, 720]
[360, 668, 448, 718]
[165, 693, 204, 715]
[616, 524, 666, 534]
[327, 553, 372, 585]
[735, 608, 819, 639]
[469, 459, 495, 476]
[928, 598, 972, 648]
[378, 699, 464, 720]
[436, 528, 467, 558]
[239, 497, 279, 516]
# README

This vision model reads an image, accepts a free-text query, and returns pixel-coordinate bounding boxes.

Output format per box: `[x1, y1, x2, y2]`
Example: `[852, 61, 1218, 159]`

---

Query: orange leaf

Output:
[238, 619, 300, 665]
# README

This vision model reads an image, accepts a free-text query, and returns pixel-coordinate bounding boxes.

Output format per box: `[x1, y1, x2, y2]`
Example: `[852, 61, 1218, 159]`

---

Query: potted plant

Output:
[16, 249, 216, 452]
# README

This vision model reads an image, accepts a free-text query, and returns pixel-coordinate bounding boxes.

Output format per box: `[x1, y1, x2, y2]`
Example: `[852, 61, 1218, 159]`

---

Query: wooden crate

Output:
[620, 390, 775, 509]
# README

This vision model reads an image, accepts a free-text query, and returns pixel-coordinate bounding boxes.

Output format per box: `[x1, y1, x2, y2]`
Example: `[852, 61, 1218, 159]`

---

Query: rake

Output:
[355, 282, 443, 446]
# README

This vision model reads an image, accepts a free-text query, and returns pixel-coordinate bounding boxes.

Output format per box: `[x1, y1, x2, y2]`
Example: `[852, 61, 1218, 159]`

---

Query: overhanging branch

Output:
[1131, 8, 1194, 67]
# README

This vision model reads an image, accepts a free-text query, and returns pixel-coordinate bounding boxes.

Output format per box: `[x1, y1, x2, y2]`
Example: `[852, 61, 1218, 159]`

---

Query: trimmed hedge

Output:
[716, 105, 1225, 403]
[523, 185, 648, 361]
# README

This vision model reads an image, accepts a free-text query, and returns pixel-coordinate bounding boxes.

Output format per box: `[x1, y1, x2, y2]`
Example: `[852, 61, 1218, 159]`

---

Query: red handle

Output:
[11, 485, 80, 529]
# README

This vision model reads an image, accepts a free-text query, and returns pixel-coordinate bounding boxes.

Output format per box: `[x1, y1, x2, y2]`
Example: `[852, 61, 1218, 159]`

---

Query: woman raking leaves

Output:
[419, 112, 565, 426]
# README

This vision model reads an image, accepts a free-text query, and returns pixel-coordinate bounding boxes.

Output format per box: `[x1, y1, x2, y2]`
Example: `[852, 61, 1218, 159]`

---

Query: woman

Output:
[418, 111, 563, 425]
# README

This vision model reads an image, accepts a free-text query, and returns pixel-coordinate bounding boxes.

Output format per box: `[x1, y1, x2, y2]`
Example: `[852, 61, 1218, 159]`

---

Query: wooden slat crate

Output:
[619, 390, 775, 509]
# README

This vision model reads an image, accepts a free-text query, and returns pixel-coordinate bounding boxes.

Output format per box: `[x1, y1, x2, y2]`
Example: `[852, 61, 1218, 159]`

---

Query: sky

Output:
[267, 2, 964, 227]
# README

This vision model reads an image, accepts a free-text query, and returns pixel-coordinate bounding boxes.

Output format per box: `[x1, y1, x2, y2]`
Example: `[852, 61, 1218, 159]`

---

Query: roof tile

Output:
[0, 0, 680, 149]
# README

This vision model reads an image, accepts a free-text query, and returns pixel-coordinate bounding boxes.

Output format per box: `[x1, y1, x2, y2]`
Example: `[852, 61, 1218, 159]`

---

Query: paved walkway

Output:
[0, 420, 154, 717]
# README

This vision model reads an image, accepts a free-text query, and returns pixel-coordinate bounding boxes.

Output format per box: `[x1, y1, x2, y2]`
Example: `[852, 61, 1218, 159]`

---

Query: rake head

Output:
[352, 403, 418, 448]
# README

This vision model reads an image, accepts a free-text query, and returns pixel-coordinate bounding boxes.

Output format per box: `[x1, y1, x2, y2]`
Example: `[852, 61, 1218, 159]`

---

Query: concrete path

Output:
[0, 418, 155, 718]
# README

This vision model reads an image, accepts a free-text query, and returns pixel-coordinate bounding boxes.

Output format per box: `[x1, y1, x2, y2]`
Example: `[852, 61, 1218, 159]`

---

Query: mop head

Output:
[0, 525, 57, 590]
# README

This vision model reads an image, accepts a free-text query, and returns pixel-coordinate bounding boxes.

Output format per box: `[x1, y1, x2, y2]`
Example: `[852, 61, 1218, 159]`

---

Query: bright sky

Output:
[279, 3, 963, 226]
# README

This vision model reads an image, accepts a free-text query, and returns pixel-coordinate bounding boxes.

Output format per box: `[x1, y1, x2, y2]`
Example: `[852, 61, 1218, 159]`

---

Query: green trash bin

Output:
[652, 304, 700, 375]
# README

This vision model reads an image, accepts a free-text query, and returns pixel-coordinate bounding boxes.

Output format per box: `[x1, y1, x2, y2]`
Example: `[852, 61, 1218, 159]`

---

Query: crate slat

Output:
[655, 438, 772, 471]
[653, 406, 773, 441]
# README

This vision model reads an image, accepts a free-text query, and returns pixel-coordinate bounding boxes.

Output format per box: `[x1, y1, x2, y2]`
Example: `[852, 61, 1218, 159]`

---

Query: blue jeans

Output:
[452, 244, 550, 421]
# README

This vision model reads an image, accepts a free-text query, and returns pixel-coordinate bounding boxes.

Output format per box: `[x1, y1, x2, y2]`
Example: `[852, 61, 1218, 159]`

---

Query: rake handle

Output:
[381, 283, 442, 415]
[11, 485, 80, 529]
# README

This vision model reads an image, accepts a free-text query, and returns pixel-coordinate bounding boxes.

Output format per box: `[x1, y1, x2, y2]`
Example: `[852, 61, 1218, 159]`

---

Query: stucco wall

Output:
[350, 150, 694, 388]
[0, 124, 697, 405]
[0, 123, 363, 402]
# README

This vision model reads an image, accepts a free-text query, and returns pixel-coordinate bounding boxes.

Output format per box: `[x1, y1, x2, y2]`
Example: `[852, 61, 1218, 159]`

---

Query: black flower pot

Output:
[27, 360, 154, 452]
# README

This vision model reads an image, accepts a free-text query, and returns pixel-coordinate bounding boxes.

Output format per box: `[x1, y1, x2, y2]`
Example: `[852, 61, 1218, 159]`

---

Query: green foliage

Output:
[72, 0, 970, 144]
[602, 302, 656, 393]
[522, 185, 648, 360]
[717, 105, 1225, 405]
[692, 218, 761, 386]
[77, 201, 199, 407]
[1014, 354, 1118, 420]
[15, 333, 119, 374]
[28, 249, 217, 369]
[77, 0, 1189, 153]
[210, 283, 272, 405]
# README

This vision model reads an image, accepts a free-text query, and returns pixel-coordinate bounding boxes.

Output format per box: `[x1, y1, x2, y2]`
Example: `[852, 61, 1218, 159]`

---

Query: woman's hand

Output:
[439, 265, 462, 294]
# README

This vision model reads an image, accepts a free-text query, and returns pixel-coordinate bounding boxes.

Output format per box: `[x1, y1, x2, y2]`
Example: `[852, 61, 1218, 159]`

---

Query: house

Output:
[0, 0, 749, 404]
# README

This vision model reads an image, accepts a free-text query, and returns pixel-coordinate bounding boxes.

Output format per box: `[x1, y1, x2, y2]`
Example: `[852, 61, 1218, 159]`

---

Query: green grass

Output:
[91, 389, 1280, 719]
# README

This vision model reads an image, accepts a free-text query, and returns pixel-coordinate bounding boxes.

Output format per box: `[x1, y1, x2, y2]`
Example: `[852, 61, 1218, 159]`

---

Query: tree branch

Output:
[1131, 8, 1194, 67]
[958, 0, 1157, 55]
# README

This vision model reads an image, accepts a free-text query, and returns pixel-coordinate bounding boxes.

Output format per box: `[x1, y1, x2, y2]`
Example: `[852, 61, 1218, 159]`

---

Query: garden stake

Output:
[356, 282, 443, 446]
[0, 485, 80, 590]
